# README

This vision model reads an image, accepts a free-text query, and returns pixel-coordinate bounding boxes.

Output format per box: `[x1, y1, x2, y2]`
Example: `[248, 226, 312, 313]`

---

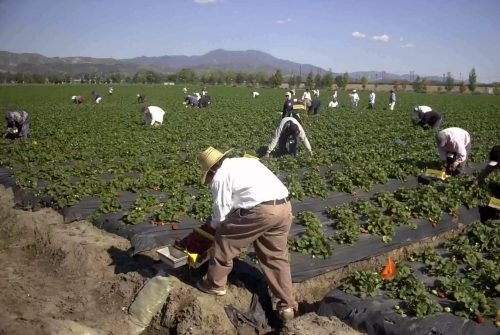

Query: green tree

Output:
[361, 76, 368, 89]
[468, 68, 477, 92]
[177, 68, 197, 84]
[322, 72, 334, 89]
[314, 72, 322, 88]
[459, 81, 466, 93]
[334, 75, 344, 89]
[342, 72, 350, 88]
[270, 69, 283, 87]
[287, 75, 295, 88]
[445, 72, 454, 92]
[235, 72, 245, 85]
[305, 71, 314, 88]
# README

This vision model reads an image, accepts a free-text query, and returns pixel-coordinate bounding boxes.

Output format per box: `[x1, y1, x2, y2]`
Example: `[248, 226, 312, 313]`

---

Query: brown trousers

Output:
[207, 201, 297, 310]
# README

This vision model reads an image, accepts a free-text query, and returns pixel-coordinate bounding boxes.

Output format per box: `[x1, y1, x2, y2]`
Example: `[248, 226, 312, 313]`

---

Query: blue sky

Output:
[0, 0, 499, 82]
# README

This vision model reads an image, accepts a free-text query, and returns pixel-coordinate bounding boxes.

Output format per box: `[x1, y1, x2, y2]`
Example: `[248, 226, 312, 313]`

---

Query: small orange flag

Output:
[381, 256, 397, 280]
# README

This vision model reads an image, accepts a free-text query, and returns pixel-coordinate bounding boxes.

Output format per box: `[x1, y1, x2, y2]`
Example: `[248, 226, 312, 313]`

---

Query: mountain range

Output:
[0, 49, 442, 82]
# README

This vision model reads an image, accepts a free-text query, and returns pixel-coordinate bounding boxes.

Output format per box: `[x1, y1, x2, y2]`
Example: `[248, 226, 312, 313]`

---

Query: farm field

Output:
[0, 85, 499, 334]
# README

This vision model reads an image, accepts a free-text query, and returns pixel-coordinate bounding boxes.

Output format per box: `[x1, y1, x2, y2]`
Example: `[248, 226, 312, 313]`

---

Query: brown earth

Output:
[0, 184, 363, 334]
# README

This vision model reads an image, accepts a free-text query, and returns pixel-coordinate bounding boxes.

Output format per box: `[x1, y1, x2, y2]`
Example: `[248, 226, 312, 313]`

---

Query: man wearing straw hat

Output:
[196, 147, 297, 321]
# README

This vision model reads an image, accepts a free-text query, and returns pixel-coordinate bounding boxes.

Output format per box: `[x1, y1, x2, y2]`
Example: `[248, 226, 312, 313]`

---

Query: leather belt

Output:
[260, 198, 289, 205]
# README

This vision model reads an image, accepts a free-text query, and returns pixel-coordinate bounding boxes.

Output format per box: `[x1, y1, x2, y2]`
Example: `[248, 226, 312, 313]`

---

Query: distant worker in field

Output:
[368, 90, 376, 109]
[349, 90, 359, 108]
[332, 89, 338, 100]
[309, 91, 321, 115]
[184, 95, 199, 107]
[137, 93, 146, 104]
[3, 111, 30, 140]
[328, 99, 339, 108]
[389, 90, 396, 110]
[252, 91, 260, 99]
[436, 127, 471, 175]
[196, 147, 298, 321]
[182, 87, 188, 94]
[413, 106, 443, 130]
[199, 95, 211, 108]
[265, 117, 312, 157]
[477, 145, 500, 184]
[72, 95, 85, 104]
[108, 87, 113, 95]
[202, 87, 208, 96]
[143, 106, 165, 126]
[313, 89, 320, 97]
[290, 88, 296, 96]
[302, 89, 312, 109]
[282, 92, 294, 118]
[92, 91, 102, 104]
[282, 92, 304, 124]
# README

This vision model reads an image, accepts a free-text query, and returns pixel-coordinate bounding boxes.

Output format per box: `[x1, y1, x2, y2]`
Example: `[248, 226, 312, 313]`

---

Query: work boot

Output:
[196, 279, 226, 296]
[278, 307, 294, 321]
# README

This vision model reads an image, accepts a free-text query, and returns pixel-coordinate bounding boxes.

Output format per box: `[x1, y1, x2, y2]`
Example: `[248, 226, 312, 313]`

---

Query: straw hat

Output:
[198, 147, 233, 184]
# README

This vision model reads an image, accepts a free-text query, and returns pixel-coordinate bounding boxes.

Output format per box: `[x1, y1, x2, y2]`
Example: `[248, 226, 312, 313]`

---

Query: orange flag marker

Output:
[381, 256, 397, 280]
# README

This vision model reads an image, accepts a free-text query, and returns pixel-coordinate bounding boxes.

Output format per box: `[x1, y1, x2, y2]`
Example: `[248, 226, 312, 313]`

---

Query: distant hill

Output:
[0, 49, 443, 82]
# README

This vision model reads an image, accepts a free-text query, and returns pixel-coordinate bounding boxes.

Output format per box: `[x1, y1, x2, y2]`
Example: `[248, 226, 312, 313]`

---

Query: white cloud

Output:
[372, 34, 390, 42]
[352, 31, 366, 39]
[194, 0, 217, 4]
[276, 18, 292, 24]
[402, 43, 415, 48]
[399, 37, 405, 41]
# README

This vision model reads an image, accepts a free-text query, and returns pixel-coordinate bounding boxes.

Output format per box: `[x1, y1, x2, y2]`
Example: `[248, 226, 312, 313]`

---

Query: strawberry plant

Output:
[325, 204, 359, 245]
[123, 194, 160, 225]
[289, 211, 333, 258]
[285, 173, 305, 201]
[342, 270, 382, 298]
[301, 170, 329, 199]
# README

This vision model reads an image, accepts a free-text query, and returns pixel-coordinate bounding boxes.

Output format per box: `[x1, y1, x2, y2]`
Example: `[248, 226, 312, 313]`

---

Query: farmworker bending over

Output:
[184, 95, 199, 107]
[143, 106, 165, 126]
[265, 117, 312, 157]
[415, 110, 443, 129]
[199, 95, 211, 108]
[3, 111, 30, 139]
[389, 90, 396, 110]
[412, 105, 432, 121]
[436, 127, 471, 174]
[92, 91, 102, 104]
[108, 87, 113, 95]
[72, 95, 85, 104]
[368, 90, 376, 109]
[182, 87, 188, 94]
[252, 91, 260, 99]
[349, 90, 359, 108]
[196, 147, 298, 321]
[328, 99, 339, 108]
[477, 145, 499, 184]
[137, 93, 146, 104]
[332, 90, 337, 100]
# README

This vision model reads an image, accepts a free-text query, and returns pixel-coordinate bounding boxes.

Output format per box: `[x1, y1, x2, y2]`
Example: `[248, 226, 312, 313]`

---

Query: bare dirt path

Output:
[0, 185, 361, 335]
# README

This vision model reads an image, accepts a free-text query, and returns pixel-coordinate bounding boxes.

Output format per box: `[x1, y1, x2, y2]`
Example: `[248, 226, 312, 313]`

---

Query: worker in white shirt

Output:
[182, 87, 188, 94]
[368, 90, 376, 109]
[265, 117, 312, 157]
[328, 99, 339, 108]
[196, 147, 297, 322]
[412, 105, 432, 121]
[436, 127, 471, 174]
[332, 90, 338, 100]
[108, 87, 113, 95]
[143, 106, 165, 126]
[349, 90, 359, 108]
[252, 91, 260, 99]
[302, 89, 312, 109]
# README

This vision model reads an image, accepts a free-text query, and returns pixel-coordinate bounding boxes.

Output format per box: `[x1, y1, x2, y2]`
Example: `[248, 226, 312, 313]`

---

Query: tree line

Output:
[0, 67, 485, 93]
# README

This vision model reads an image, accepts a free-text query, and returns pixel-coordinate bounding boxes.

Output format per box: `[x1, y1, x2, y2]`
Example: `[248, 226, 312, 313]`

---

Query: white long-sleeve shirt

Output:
[210, 157, 289, 223]
[268, 117, 312, 153]
[369, 92, 376, 104]
[302, 91, 311, 100]
[350, 93, 359, 102]
[437, 127, 471, 164]
[413, 105, 433, 120]
[145, 106, 165, 125]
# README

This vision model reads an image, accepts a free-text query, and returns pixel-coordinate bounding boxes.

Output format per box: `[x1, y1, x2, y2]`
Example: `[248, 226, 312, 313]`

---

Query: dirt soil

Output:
[0, 184, 362, 335]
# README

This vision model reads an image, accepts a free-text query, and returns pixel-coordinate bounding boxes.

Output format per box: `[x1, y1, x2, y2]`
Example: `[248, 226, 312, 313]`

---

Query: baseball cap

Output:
[488, 145, 500, 166]
[436, 132, 448, 147]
